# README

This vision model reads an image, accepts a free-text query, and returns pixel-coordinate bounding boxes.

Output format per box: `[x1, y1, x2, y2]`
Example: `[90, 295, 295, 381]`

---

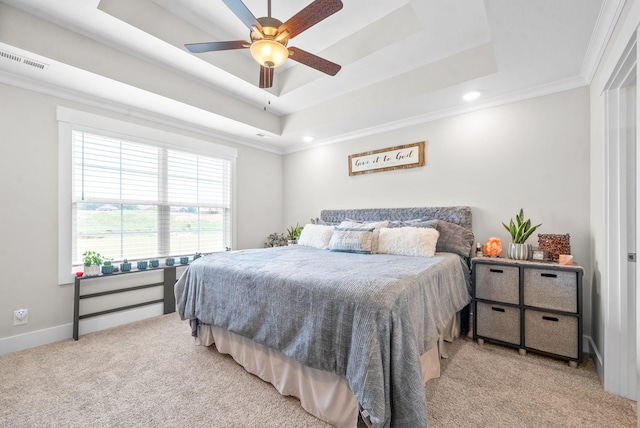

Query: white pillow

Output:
[377, 227, 440, 257]
[338, 220, 389, 253]
[297, 224, 334, 250]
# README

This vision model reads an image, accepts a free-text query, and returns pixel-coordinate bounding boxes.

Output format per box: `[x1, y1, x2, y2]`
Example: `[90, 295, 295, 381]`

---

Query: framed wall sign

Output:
[348, 141, 425, 176]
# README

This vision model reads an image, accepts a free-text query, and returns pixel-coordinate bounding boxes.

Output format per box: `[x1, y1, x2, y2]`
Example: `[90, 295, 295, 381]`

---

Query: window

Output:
[58, 107, 237, 283]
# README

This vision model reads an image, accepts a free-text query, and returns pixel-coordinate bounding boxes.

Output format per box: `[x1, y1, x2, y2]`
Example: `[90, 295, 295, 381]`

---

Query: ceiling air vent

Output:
[0, 50, 21, 63]
[0, 49, 49, 70]
[22, 58, 47, 70]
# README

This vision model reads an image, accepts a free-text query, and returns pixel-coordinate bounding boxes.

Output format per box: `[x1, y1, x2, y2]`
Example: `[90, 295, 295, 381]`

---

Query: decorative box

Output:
[537, 234, 571, 261]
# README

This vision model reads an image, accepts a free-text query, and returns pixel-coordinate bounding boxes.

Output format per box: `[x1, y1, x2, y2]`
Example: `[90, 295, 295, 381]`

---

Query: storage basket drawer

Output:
[523, 268, 578, 312]
[475, 264, 519, 305]
[524, 309, 578, 359]
[476, 301, 520, 345]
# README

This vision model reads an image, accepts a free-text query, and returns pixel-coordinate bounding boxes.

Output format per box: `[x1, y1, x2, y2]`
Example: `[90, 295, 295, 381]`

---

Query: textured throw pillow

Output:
[377, 227, 440, 257]
[429, 220, 475, 258]
[328, 227, 374, 254]
[387, 219, 474, 258]
[297, 224, 334, 250]
[338, 220, 389, 253]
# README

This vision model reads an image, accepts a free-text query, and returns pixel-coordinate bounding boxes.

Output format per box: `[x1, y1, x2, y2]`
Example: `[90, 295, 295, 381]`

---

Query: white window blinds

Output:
[72, 131, 232, 264]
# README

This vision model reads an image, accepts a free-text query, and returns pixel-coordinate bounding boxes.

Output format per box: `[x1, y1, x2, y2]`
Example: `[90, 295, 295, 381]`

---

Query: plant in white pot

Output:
[286, 224, 303, 245]
[82, 251, 103, 276]
[502, 209, 542, 260]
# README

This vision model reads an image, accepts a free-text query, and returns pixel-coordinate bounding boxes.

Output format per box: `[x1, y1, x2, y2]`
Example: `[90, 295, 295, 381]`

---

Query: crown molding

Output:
[0, 63, 590, 158]
[284, 76, 589, 155]
[0, 66, 285, 155]
[581, 0, 627, 84]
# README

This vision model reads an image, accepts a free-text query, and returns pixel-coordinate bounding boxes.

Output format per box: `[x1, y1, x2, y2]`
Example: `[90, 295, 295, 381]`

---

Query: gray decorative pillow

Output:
[388, 218, 436, 229]
[430, 220, 474, 257]
[329, 227, 374, 254]
[310, 217, 339, 226]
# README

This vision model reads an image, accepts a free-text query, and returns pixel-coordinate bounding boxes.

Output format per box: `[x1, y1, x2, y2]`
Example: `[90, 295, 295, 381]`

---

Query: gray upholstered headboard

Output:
[320, 206, 472, 231]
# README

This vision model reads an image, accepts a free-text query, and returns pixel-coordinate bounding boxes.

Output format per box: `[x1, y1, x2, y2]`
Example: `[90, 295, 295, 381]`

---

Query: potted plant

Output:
[265, 233, 287, 247]
[286, 224, 304, 245]
[137, 260, 148, 270]
[193, 252, 202, 260]
[150, 258, 160, 268]
[165, 257, 175, 266]
[120, 258, 132, 272]
[101, 260, 114, 275]
[82, 251, 103, 276]
[502, 208, 542, 260]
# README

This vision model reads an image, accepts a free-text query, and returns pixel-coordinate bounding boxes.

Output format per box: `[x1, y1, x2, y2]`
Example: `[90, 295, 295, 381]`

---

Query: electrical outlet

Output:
[14, 309, 28, 326]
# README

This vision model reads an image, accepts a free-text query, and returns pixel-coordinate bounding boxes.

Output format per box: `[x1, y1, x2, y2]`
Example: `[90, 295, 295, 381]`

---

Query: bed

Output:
[175, 206, 474, 428]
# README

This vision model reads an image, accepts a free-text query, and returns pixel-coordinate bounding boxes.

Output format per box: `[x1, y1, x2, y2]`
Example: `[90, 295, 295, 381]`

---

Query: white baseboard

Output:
[0, 323, 73, 356]
[585, 335, 604, 383]
[0, 304, 164, 356]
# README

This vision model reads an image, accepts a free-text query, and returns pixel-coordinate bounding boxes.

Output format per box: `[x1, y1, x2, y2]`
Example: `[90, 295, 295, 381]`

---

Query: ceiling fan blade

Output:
[278, 0, 343, 40]
[288, 47, 341, 76]
[222, 0, 263, 33]
[259, 65, 274, 89]
[185, 41, 249, 53]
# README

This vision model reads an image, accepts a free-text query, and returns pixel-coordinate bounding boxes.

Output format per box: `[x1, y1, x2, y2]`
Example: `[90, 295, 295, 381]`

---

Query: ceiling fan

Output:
[185, 0, 343, 89]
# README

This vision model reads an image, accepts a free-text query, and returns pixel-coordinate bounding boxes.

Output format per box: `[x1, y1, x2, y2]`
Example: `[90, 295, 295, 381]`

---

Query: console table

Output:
[73, 265, 180, 340]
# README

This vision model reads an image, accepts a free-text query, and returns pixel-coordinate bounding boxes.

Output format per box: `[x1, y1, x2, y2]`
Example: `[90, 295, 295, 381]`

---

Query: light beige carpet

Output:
[0, 313, 636, 427]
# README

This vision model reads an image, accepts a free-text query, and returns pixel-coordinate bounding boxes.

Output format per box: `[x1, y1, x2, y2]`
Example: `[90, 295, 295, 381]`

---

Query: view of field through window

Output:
[75, 204, 224, 261]
[73, 131, 231, 265]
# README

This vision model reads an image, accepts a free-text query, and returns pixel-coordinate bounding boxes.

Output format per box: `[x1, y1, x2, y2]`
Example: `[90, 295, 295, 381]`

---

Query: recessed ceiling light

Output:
[303, 136, 314, 142]
[463, 91, 481, 101]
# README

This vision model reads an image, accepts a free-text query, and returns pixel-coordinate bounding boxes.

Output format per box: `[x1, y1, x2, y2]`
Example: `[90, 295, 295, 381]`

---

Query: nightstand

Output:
[472, 257, 583, 367]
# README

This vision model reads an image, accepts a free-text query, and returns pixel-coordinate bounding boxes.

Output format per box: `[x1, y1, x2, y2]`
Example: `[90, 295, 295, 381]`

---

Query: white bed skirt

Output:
[196, 314, 459, 428]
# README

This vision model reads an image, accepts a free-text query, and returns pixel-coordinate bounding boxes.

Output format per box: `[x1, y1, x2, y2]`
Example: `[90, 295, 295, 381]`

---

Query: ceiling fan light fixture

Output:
[250, 39, 289, 68]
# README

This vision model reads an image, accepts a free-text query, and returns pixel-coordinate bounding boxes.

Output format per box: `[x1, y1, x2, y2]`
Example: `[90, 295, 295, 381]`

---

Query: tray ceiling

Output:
[0, 0, 608, 153]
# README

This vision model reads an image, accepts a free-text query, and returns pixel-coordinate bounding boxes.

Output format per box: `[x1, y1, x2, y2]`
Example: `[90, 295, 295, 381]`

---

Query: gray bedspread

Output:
[175, 245, 471, 428]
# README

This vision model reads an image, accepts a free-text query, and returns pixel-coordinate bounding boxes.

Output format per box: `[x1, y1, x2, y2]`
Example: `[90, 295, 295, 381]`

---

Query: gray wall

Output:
[0, 82, 283, 343]
[283, 87, 592, 339]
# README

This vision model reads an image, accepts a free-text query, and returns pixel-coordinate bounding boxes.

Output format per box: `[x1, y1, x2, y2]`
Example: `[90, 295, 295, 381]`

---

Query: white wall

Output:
[284, 87, 592, 338]
[0, 82, 282, 346]
[0, 81, 593, 357]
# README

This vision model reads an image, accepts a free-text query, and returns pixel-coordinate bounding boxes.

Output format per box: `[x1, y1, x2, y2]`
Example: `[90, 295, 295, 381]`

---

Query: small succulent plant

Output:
[502, 208, 541, 244]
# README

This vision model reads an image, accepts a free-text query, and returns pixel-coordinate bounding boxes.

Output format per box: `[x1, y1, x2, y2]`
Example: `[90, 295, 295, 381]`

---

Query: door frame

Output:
[603, 34, 637, 399]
